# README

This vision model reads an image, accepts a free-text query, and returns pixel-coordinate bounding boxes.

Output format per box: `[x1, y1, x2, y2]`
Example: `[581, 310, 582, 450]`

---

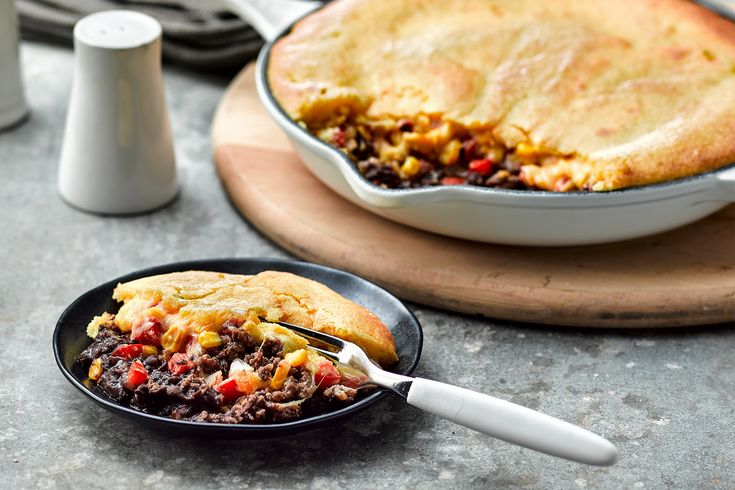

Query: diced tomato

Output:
[314, 361, 341, 388]
[131, 317, 163, 345]
[123, 361, 148, 390]
[468, 159, 494, 176]
[167, 352, 194, 376]
[216, 378, 242, 403]
[111, 344, 143, 359]
[441, 176, 465, 186]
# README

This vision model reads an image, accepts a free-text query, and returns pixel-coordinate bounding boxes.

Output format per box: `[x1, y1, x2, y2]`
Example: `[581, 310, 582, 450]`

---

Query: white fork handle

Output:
[222, 0, 321, 41]
[407, 378, 618, 466]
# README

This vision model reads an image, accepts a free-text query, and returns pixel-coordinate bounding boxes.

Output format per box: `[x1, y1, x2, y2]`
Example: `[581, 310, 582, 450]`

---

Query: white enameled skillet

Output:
[203, 0, 735, 246]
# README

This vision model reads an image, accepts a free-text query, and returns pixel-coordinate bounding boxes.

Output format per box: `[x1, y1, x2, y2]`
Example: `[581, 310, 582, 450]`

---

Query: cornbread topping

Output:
[76, 270, 397, 423]
[269, 0, 735, 191]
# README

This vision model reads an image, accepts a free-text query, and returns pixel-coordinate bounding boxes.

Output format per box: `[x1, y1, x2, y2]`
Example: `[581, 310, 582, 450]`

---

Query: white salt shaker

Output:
[0, 0, 29, 130]
[58, 10, 178, 214]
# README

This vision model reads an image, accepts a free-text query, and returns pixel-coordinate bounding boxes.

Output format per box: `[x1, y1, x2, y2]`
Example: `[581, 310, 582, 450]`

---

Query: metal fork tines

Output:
[267, 319, 414, 398]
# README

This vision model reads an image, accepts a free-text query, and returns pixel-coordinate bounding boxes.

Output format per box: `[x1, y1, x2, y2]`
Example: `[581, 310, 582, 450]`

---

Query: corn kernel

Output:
[86, 312, 114, 339]
[284, 349, 308, 367]
[416, 114, 430, 129]
[378, 140, 408, 162]
[486, 147, 506, 163]
[142, 345, 158, 357]
[161, 325, 185, 352]
[88, 358, 103, 382]
[246, 310, 261, 325]
[433, 122, 454, 146]
[514, 142, 540, 162]
[270, 361, 291, 390]
[439, 139, 462, 166]
[400, 156, 421, 178]
[198, 331, 222, 349]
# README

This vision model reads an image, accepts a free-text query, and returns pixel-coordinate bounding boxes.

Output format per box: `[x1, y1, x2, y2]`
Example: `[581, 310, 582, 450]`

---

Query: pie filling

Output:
[309, 114, 596, 192]
[76, 313, 368, 424]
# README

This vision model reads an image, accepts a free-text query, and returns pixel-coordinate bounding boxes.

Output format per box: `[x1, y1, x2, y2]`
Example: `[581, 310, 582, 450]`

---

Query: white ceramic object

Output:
[0, 0, 29, 130]
[178, 0, 319, 40]
[58, 10, 177, 215]
[696, 0, 735, 18]
[406, 378, 617, 466]
[280, 319, 616, 465]
[226, 0, 735, 246]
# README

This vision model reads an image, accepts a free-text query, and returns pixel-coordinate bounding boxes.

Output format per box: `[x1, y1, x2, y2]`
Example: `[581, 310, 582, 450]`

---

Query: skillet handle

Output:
[223, 0, 321, 41]
[406, 377, 618, 466]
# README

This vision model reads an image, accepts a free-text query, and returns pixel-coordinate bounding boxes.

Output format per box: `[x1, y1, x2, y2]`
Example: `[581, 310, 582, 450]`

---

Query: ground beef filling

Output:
[312, 118, 589, 192]
[76, 322, 361, 424]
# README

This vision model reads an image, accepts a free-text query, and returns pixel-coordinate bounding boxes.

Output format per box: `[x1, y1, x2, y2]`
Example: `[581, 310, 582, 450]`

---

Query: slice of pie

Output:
[268, 0, 735, 191]
[78, 270, 397, 423]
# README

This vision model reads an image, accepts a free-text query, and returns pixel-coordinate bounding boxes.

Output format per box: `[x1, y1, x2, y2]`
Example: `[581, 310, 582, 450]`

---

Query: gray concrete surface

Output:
[1, 42, 734, 490]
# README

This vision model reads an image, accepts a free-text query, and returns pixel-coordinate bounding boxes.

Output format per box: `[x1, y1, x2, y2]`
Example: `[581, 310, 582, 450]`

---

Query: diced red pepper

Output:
[131, 317, 163, 345]
[314, 361, 341, 388]
[331, 128, 346, 148]
[468, 159, 494, 176]
[111, 344, 143, 359]
[441, 176, 465, 186]
[167, 352, 194, 376]
[215, 378, 242, 403]
[123, 361, 148, 390]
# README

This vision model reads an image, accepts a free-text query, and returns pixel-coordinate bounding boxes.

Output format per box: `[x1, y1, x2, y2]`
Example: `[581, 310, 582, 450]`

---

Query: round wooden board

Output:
[211, 64, 735, 328]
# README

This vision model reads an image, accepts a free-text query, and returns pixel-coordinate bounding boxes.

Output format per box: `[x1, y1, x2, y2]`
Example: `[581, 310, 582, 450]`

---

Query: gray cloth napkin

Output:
[18, 0, 264, 71]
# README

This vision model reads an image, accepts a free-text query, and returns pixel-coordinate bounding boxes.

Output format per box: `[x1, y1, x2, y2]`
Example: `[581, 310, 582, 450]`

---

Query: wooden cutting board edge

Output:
[211, 64, 735, 329]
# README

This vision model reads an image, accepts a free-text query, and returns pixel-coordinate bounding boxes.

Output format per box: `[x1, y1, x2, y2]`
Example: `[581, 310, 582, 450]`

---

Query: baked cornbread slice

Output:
[269, 0, 735, 191]
[89, 270, 397, 367]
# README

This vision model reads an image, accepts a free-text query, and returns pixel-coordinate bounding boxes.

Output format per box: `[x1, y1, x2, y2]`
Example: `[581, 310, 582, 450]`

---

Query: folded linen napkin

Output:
[17, 0, 263, 71]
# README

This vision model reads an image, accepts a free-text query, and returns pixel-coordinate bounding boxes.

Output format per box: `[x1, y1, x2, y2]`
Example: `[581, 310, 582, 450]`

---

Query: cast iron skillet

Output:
[53, 258, 422, 437]
[212, 0, 735, 246]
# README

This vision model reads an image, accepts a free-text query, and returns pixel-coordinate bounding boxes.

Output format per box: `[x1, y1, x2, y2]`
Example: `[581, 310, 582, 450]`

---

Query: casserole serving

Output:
[55, 258, 422, 436]
[269, 0, 735, 193]
[76, 269, 397, 424]
[211, 0, 735, 245]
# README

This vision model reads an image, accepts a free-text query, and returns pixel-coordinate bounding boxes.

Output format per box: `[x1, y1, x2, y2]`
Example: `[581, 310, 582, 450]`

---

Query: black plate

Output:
[53, 258, 422, 438]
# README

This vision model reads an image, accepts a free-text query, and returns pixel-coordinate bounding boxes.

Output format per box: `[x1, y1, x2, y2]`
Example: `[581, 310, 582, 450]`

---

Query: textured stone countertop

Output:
[2, 42, 734, 490]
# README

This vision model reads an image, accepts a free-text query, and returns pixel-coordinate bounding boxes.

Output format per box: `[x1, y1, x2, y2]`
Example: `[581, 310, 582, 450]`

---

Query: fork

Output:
[271, 320, 618, 466]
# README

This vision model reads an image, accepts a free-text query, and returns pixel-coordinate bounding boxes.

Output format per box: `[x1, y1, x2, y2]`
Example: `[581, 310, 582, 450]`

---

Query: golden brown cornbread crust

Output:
[268, 0, 735, 190]
[112, 270, 398, 366]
